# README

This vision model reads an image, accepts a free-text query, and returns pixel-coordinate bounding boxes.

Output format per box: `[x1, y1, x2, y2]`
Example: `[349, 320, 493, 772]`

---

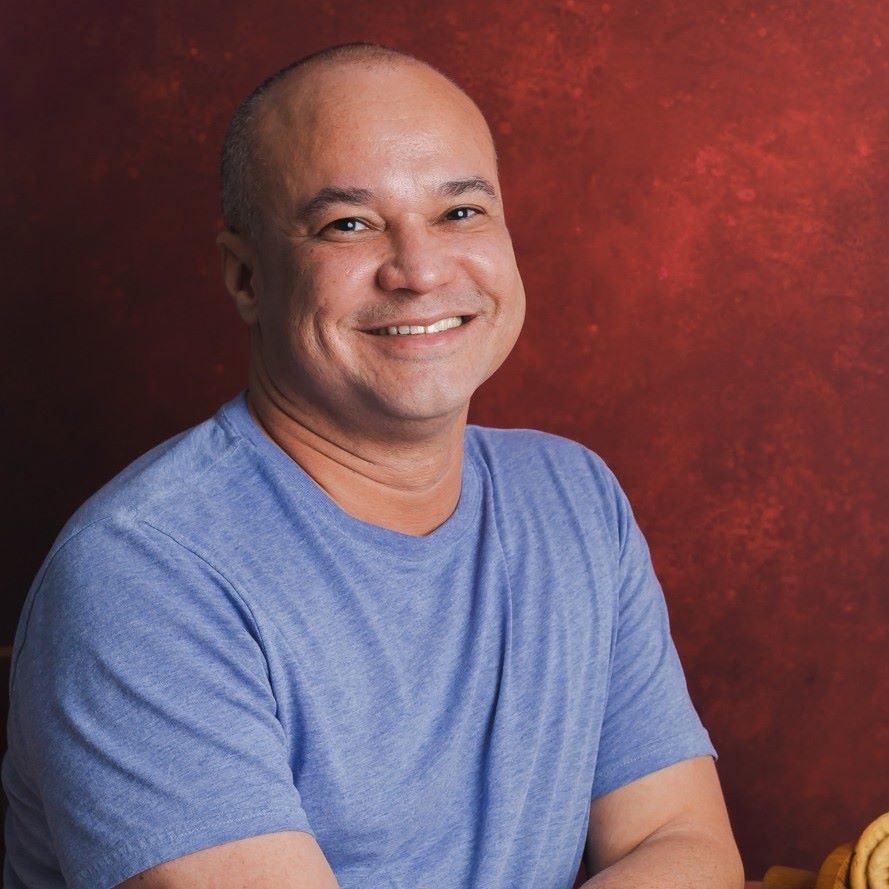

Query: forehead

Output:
[256, 61, 498, 202]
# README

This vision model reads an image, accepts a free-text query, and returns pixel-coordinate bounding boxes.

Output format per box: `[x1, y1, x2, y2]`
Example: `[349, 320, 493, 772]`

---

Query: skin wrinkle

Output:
[294, 177, 498, 228]
[245, 381, 444, 490]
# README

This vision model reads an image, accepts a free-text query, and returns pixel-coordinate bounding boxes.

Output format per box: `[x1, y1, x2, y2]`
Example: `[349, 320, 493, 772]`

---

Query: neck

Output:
[245, 373, 468, 537]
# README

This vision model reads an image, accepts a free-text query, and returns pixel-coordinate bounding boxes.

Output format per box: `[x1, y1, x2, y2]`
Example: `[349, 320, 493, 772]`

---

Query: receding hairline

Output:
[251, 47, 495, 172]
[219, 43, 495, 238]
[261, 44, 465, 106]
[256, 43, 442, 97]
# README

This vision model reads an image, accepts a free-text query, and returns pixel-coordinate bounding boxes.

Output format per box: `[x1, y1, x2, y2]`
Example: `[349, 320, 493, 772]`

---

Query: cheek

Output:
[279, 248, 385, 367]
[297, 246, 381, 320]
[463, 239, 525, 311]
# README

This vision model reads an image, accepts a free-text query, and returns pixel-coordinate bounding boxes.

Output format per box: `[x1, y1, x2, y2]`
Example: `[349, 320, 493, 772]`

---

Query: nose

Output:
[376, 221, 455, 295]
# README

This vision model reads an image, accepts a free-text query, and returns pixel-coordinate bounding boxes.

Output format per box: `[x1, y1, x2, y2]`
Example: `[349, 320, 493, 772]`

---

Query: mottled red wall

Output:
[3, 0, 887, 880]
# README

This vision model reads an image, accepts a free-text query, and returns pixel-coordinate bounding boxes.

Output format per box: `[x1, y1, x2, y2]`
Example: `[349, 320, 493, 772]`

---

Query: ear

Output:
[216, 230, 261, 324]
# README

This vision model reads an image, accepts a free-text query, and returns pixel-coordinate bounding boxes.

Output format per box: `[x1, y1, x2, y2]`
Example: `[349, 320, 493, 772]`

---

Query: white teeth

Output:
[427, 316, 463, 334]
[374, 316, 466, 335]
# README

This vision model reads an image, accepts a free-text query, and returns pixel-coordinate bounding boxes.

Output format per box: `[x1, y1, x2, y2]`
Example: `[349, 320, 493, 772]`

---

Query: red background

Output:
[2, 0, 887, 882]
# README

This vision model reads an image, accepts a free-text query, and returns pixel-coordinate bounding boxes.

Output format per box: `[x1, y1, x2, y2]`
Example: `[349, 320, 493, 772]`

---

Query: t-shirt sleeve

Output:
[10, 516, 313, 889]
[589, 470, 717, 801]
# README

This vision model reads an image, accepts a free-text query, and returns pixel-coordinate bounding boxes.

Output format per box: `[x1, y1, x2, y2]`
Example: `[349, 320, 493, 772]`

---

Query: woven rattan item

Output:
[761, 813, 889, 889]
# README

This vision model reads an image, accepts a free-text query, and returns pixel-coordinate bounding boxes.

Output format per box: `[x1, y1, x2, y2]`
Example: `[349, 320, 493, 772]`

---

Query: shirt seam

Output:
[10, 434, 245, 695]
[592, 728, 715, 796]
[136, 518, 275, 682]
[72, 802, 311, 885]
[233, 420, 485, 559]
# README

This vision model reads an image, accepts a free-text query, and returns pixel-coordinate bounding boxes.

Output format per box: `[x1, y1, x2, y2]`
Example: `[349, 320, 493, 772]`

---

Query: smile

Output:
[368, 316, 468, 336]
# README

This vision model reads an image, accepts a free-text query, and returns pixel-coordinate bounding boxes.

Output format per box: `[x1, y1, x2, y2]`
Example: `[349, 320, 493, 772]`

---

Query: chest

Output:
[238, 515, 614, 881]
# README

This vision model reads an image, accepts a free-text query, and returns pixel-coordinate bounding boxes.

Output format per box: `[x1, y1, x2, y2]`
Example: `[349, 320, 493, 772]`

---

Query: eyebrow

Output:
[438, 176, 498, 199]
[294, 176, 498, 221]
[295, 186, 375, 221]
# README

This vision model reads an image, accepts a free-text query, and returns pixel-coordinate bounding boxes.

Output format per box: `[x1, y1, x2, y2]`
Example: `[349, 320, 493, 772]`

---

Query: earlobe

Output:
[216, 231, 260, 324]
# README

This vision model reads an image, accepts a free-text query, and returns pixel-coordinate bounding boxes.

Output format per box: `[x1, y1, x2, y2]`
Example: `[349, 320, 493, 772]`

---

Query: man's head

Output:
[217, 44, 526, 440]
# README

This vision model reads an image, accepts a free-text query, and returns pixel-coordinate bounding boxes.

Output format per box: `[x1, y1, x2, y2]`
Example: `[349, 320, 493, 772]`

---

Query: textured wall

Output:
[3, 0, 887, 881]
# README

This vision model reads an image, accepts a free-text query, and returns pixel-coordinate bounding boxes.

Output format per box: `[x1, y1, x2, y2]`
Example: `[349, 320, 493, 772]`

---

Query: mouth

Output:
[365, 315, 473, 336]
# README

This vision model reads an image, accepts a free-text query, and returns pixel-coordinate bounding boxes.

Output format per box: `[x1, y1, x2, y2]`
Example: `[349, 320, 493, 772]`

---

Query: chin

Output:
[356, 369, 474, 416]
[369, 390, 472, 428]
[382, 403, 467, 427]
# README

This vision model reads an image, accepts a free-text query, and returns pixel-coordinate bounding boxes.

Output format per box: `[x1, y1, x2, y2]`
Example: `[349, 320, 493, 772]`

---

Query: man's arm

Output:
[115, 759, 740, 889]
[582, 755, 744, 888]
[115, 831, 340, 888]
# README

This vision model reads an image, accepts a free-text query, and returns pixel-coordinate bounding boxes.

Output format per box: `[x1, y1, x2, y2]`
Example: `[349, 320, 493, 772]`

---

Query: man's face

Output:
[247, 60, 526, 437]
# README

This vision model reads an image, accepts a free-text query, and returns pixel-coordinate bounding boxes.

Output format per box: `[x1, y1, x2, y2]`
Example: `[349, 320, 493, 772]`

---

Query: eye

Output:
[445, 206, 481, 221]
[324, 217, 369, 233]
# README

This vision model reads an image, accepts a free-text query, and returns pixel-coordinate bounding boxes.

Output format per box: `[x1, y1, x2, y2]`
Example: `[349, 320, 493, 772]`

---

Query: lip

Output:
[359, 312, 476, 333]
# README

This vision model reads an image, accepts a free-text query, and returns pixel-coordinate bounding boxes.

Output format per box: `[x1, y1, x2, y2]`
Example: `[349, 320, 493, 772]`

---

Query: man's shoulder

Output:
[14, 397, 257, 676]
[53, 395, 250, 556]
[465, 424, 624, 514]
[466, 424, 613, 482]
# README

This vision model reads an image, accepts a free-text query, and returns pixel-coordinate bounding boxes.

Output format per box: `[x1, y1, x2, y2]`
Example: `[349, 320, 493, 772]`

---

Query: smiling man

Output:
[2, 44, 744, 889]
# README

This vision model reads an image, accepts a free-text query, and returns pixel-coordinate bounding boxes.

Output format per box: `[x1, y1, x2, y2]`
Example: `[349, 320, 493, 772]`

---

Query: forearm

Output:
[580, 825, 745, 889]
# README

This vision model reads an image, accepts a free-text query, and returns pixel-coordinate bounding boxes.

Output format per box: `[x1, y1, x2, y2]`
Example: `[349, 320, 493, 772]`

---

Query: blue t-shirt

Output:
[3, 393, 715, 889]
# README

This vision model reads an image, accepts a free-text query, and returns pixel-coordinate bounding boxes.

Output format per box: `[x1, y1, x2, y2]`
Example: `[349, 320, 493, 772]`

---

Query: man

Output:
[2, 43, 744, 888]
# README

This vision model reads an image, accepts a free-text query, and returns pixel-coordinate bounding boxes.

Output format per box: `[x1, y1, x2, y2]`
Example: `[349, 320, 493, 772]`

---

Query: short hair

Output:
[220, 42, 430, 240]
